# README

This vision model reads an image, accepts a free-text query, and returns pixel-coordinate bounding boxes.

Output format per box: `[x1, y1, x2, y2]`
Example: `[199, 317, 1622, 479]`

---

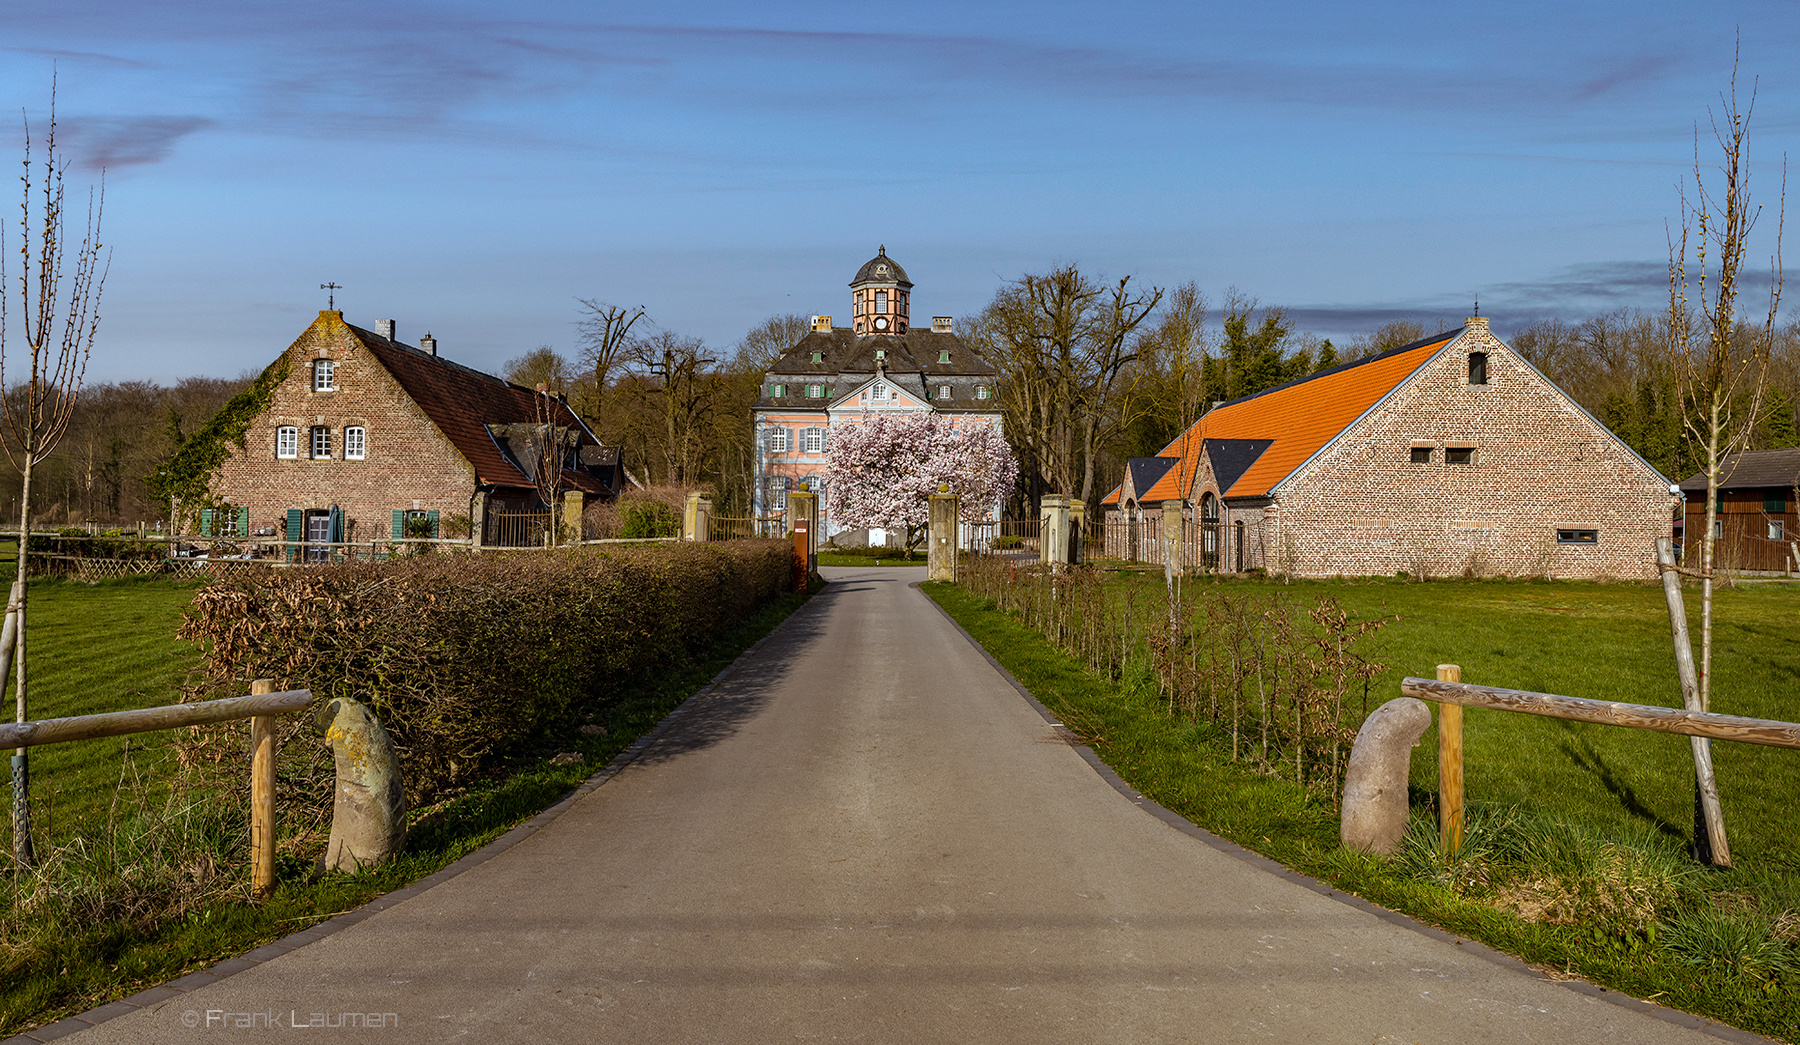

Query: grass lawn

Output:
[925, 573, 1800, 1042]
[2, 571, 815, 1036]
[9, 575, 201, 839]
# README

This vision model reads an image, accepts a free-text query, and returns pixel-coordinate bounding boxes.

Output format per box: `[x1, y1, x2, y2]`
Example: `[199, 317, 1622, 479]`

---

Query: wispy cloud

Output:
[60, 116, 214, 168]
[3, 45, 152, 69]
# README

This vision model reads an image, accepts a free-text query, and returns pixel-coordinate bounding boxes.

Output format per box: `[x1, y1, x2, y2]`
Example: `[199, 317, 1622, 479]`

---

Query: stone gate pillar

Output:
[1068, 498, 1086, 565]
[561, 491, 585, 546]
[786, 491, 818, 572]
[1162, 499, 1186, 577]
[1040, 495, 1071, 568]
[683, 492, 712, 542]
[929, 492, 959, 582]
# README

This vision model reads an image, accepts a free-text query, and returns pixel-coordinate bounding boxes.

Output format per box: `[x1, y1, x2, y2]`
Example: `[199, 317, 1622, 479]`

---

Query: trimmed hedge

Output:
[179, 540, 791, 804]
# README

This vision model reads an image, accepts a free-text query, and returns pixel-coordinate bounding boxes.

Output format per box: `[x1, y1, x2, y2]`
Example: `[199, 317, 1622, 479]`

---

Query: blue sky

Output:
[2, 1, 1796, 383]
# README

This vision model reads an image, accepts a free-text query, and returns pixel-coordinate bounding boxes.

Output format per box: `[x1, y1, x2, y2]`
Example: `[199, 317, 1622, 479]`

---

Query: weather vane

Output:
[321, 282, 342, 309]
[1473, 297, 1479, 317]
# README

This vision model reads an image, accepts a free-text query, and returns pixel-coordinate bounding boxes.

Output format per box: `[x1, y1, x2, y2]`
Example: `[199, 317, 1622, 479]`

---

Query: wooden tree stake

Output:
[249, 678, 277, 900]
[1437, 663, 1464, 857]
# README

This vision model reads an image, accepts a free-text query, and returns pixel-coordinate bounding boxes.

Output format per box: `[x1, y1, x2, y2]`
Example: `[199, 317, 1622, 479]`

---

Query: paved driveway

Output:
[58, 567, 1752, 1043]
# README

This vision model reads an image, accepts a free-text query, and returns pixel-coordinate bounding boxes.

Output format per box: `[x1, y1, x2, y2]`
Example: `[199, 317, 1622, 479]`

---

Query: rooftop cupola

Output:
[850, 245, 912, 336]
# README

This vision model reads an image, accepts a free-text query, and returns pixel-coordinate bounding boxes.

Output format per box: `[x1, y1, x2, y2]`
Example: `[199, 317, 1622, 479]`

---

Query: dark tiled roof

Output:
[1124, 457, 1179, 503]
[757, 328, 997, 410]
[1678, 448, 1800, 491]
[1205, 438, 1276, 497]
[850, 246, 912, 287]
[348, 324, 609, 495]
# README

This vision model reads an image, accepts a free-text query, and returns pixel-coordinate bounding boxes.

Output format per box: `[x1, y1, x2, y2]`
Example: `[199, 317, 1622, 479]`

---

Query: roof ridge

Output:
[1210, 328, 1463, 411]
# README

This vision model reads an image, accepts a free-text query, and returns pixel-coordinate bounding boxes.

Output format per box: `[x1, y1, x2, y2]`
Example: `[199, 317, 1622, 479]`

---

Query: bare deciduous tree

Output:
[976, 265, 1161, 508]
[0, 89, 107, 867]
[1665, 52, 1786, 867]
[575, 299, 646, 423]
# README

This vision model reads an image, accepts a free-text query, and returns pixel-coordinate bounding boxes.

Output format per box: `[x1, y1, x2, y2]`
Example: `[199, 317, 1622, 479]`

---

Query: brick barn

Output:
[210, 310, 627, 553]
[1677, 448, 1800, 573]
[1101, 317, 1675, 579]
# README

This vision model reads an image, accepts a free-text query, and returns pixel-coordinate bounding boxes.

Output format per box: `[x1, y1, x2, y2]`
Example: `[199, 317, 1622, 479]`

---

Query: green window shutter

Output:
[285, 509, 303, 564]
[236, 506, 249, 537]
[200, 509, 214, 537]
[1766, 492, 1787, 514]
[428, 510, 440, 538]
[393, 509, 404, 540]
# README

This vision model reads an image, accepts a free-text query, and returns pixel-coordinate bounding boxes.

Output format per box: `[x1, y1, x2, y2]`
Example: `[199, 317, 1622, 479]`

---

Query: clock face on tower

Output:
[873, 316, 889, 331]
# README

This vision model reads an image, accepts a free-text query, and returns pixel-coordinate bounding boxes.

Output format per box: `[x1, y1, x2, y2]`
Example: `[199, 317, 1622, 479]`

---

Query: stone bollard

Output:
[1340, 697, 1432, 855]
[315, 697, 407, 873]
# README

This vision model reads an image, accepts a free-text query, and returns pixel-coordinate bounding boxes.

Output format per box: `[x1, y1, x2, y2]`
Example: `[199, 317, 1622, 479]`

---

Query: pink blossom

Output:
[825, 412, 1017, 530]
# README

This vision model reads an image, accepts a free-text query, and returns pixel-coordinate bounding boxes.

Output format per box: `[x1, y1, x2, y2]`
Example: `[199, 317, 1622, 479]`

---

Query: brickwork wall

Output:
[212, 312, 478, 541]
[1264, 322, 1673, 579]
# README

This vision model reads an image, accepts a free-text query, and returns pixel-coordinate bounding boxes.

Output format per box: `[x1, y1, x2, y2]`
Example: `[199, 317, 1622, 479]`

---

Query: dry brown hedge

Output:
[179, 540, 790, 804]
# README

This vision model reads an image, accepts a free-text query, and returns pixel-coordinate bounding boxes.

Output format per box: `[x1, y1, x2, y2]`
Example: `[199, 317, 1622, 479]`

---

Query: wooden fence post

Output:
[249, 678, 277, 900]
[1437, 663, 1464, 856]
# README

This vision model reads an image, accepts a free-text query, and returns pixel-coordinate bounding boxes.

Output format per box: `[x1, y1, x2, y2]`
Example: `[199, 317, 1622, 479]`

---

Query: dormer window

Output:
[1468, 352, 1488, 385]
[811, 351, 823, 363]
[806, 384, 824, 398]
[875, 349, 886, 361]
[938, 350, 951, 363]
[770, 383, 787, 397]
[975, 386, 990, 400]
[938, 385, 952, 399]
[313, 359, 336, 392]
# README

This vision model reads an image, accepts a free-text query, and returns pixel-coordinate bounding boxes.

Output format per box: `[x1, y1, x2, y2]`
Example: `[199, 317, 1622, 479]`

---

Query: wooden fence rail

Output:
[1399, 667, 1800, 860]
[5, 681, 311, 898]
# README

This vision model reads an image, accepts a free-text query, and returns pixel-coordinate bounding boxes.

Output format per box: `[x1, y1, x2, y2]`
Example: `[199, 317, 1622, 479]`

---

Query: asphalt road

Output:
[60, 566, 1752, 1044]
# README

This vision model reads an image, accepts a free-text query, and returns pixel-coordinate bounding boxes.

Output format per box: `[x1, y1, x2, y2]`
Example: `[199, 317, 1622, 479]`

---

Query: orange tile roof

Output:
[1103, 333, 1457, 505]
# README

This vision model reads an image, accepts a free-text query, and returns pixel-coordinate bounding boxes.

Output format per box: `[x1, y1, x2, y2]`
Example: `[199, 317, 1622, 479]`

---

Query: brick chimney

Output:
[375, 318, 396, 340]
[420, 332, 437, 356]
[1466, 316, 1489, 333]
[932, 316, 953, 333]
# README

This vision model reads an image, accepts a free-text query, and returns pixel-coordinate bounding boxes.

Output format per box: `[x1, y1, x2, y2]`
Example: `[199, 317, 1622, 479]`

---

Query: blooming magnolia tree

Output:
[825, 411, 1018, 556]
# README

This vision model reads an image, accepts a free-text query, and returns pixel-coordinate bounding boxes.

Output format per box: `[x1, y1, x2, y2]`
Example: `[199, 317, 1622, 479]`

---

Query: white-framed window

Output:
[876, 290, 888, 314]
[975, 385, 990, 400]
[313, 359, 336, 392]
[276, 426, 298, 459]
[1714, 518, 1724, 539]
[344, 426, 366, 460]
[806, 384, 824, 398]
[938, 385, 952, 399]
[1771, 520, 1786, 541]
[768, 474, 792, 501]
[872, 384, 888, 401]
[768, 428, 789, 453]
[310, 426, 332, 459]
[802, 427, 825, 453]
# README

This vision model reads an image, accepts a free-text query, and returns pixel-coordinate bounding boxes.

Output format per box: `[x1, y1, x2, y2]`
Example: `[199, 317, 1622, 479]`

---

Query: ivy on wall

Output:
[146, 356, 293, 531]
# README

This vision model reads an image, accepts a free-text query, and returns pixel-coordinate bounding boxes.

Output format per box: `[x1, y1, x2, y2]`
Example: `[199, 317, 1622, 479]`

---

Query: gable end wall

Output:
[1266, 325, 1672, 579]
[212, 315, 479, 540]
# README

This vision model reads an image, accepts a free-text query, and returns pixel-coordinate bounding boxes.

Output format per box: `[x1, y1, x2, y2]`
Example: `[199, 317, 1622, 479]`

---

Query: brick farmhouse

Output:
[210, 310, 625, 552]
[1102, 318, 1675, 579]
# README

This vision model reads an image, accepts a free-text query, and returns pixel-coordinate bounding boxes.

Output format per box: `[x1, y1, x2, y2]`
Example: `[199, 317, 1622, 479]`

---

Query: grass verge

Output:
[923, 578, 1800, 1044]
[2, 575, 817, 1036]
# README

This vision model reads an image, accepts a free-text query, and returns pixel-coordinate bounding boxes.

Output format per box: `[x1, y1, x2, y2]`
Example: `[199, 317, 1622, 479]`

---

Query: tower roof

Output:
[850, 245, 911, 288]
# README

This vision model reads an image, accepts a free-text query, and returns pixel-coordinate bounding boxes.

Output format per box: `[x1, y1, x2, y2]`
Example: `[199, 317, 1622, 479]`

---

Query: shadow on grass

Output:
[1553, 721, 1688, 844]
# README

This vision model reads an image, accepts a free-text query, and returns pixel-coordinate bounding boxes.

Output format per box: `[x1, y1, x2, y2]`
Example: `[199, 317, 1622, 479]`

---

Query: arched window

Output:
[1200, 492, 1220, 570]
